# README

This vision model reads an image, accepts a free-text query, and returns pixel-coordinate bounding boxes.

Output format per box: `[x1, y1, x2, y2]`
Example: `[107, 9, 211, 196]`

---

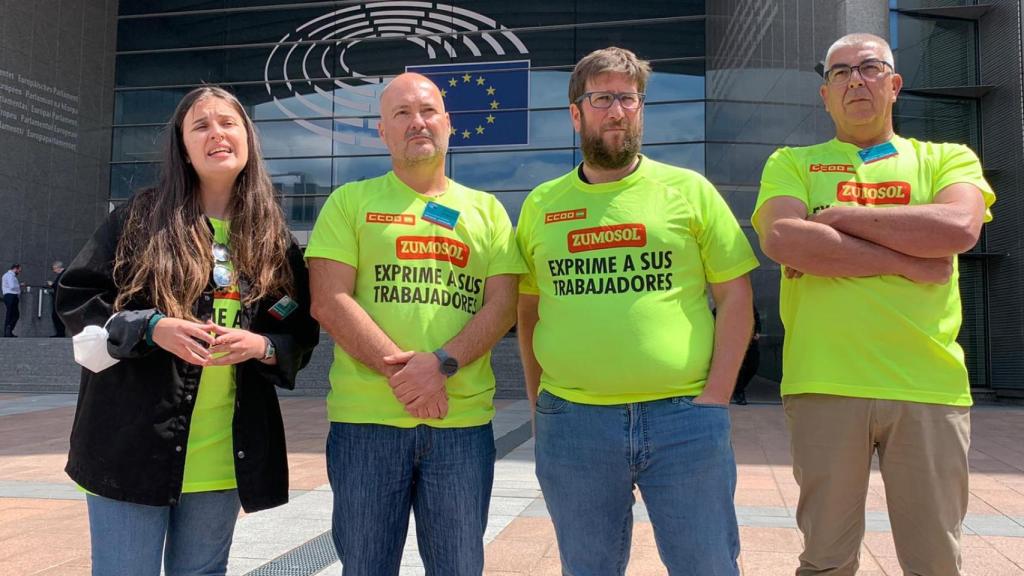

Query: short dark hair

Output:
[10, 263, 20, 270]
[568, 47, 652, 105]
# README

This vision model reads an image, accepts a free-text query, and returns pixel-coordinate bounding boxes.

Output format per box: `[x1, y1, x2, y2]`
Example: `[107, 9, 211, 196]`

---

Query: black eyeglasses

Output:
[824, 59, 893, 85]
[212, 243, 233, 287]
[574, 91, 646, 110]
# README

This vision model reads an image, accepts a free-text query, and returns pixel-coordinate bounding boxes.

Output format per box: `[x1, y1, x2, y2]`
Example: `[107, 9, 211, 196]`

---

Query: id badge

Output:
[268, 295, 298, 320]
[858, 141, 898, 164]
[422, 201, 460, 230]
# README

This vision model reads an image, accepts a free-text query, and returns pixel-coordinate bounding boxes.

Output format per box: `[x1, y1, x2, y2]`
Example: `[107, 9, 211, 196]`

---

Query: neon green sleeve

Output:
[485, 195, 528, 277]
[753, 147, 808, 230]
[933, 143, 995, 222]
[515, 196, 540, 295]
[693, 176, 759, 283]
[304, 187, 359, 267]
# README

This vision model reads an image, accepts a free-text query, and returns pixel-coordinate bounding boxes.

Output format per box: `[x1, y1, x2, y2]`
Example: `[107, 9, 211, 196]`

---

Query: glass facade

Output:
[891, 2, 989, 388]
[110, 1, 707, 233]
[108, 0, 999, 390]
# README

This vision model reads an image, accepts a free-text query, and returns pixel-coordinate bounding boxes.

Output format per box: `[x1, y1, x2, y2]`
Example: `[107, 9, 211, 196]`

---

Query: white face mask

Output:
[72, 322, 120, 373]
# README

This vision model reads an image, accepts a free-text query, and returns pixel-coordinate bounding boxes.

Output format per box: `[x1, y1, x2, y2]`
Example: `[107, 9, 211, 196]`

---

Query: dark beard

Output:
[580, 118, 642, 170]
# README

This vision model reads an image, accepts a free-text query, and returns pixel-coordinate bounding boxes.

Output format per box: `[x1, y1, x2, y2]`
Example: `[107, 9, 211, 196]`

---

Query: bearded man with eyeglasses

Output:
[754, 33, 995, 575]
[516, 46, 757, 575]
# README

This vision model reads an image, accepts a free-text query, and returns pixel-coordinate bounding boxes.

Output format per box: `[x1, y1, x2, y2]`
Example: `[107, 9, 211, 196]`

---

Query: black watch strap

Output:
[433, 348, 459, 377]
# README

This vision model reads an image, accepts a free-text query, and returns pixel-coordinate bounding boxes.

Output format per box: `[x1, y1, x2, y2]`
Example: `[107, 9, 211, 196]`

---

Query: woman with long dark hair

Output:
[58, 86, 319, 576]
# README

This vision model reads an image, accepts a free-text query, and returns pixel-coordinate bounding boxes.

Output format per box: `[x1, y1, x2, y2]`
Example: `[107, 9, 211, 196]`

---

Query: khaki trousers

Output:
[783, 393, 970, 576]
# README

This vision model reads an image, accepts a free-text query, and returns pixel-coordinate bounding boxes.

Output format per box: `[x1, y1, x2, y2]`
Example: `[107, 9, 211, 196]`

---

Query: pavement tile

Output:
[862, 531, 899, 558]
[484, 537, 551, 572]
[2, 393, 1023, 576]
[738, 526, 803, 553]
[739, 550, 799, 576]
[492, 517, 556, 542]
[734, 489, 786, 508]
[985, 536, 1024, 566]
[624, 545, 667, 575]
[973, 489, 1024, 516]
[962, 546, 1024, 575]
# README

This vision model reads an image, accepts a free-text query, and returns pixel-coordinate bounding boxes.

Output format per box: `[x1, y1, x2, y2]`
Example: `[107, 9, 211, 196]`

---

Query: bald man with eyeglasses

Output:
[754, 33, 995, 575]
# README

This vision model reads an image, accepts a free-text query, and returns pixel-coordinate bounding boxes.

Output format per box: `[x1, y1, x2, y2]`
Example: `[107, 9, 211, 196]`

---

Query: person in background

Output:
[2, 263, 22, 338]
[49, 260, 66, 337]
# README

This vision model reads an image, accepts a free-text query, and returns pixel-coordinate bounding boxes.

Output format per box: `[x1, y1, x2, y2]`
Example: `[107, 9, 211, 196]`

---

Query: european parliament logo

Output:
[407, 60, 529, 148]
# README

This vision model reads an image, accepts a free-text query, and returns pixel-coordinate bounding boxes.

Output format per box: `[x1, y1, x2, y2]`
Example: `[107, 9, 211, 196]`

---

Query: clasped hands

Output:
[152, 318, 268, 367]
[382, 351, 449, 420]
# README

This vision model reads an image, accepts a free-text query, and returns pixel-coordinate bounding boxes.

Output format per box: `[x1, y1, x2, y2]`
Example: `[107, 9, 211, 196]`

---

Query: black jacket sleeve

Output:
[57, 207, 160, 359]
[247, 237, 320, 390]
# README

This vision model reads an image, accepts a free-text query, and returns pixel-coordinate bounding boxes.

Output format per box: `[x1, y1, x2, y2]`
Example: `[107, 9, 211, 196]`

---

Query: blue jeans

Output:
[535, 391, 740, 576]
[326, 422, 495, 576]
[86, 490, 241, 576]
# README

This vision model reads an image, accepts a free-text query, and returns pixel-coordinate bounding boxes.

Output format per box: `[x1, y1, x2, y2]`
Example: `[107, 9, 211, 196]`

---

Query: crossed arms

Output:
[308, 258, 518, 419]
[755, 183, 987, 282]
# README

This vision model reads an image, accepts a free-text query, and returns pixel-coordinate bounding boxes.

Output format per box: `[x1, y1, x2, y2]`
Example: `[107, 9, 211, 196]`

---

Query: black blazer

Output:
[57, 204, 320, 512]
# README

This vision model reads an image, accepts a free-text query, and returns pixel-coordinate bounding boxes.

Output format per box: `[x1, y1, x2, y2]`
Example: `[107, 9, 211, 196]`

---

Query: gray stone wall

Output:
[0, 0, 118, 337]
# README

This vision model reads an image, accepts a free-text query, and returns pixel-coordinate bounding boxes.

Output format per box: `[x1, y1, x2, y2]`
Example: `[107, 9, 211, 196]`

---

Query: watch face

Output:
[441, 357, 458, 376]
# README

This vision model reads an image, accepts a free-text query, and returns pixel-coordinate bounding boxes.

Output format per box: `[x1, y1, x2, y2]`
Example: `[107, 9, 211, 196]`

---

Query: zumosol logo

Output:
[396, 236, 470, 267]
[567, 224, 647, 253]
[545, 208, 587, 224]
[810, 163, 855, 173]
[367, 212, 415, 225]
[836, 181, 911, 205]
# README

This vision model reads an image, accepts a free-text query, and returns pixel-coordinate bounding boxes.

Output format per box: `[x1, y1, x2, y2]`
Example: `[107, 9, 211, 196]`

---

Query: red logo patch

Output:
[396, 236, 470, 267]
[567, 224, 647, 253]
[367, 212, 415, 225]
[544, 208, 588, 224]
[836, 181, 912, 205]
[810, 163, 855, 174]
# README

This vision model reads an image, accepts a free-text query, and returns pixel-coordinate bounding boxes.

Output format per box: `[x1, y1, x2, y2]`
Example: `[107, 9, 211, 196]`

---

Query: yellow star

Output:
[490, 100, 500, 110]
[440, 88, 447, 98]
[449, 126, 456, 136]
[486, 86, 496, 96]
[448, 77, 457, 87]
[475, 125, 485, 134]
[461, 129, 471, 139]
[485, 114, 495, 124]
[476, 76, 485, 85]
[462, 73, 472, 83]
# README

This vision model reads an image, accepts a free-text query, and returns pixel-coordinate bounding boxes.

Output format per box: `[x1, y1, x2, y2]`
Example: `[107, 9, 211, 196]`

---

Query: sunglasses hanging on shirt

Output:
[212, 243, 233, 288]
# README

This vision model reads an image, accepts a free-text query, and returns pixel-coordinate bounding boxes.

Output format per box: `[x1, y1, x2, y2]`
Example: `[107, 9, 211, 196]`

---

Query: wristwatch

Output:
[261, 336, 276, 361]
[432, 348, 459, 377]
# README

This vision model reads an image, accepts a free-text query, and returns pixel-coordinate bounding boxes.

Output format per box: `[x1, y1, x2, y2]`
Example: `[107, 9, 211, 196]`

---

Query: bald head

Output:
[380, 73, 447, 114]
[825, 33, 894, 69]
[378, 72, 451, 168]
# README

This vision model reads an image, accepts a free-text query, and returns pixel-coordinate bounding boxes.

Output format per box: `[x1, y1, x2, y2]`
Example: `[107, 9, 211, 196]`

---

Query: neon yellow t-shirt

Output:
[305, 171, 526, 428]
[516, 156, 759, 405]
[754, 136, 995, 406]
[182, 217, 239, 492]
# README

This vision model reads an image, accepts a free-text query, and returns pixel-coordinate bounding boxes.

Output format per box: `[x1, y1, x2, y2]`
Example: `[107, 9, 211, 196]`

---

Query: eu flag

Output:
[406, 60, 529, 148]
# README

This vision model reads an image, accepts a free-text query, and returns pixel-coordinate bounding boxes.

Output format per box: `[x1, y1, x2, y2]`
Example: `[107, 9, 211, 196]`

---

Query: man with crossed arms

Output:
[755, 33, 995, 575]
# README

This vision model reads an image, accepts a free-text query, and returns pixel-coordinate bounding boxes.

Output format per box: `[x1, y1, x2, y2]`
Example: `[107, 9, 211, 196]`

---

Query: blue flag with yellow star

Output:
[406, 60, 529, 148]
